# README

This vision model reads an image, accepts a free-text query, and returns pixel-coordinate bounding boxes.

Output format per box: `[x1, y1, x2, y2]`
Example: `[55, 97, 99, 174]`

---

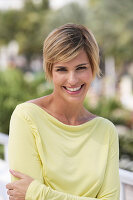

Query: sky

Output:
[0, 0, 24, 10]
[0, 0, 87, 10]
[50, 0, 87, 9]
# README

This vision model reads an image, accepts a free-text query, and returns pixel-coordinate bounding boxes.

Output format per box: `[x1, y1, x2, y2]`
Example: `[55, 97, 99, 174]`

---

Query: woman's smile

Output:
[62, 84, 85, 95]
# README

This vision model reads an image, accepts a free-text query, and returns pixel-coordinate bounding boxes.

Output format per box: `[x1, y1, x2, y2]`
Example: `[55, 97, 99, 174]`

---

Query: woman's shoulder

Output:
[12, 97, 45, 117]
[15, 96, 47, 110]
[96, 116, 118, 139]
[85, 110, 115, 130]
[10, 101, 45, 134]
[26, 95, 51, 109]
[98, 116, 115, 127]
[12, 96, 52, 120]
[26, 96, 45, 105]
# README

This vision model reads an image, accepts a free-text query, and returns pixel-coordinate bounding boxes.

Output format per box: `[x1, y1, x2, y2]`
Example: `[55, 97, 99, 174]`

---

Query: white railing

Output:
[0, 132, 133, 200]
[0, 132, 9, 200]
[119, 168, 133, 200]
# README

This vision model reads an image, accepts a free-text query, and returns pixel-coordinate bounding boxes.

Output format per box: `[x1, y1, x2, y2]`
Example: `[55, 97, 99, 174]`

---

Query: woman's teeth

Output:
[65, 85, 82, 92]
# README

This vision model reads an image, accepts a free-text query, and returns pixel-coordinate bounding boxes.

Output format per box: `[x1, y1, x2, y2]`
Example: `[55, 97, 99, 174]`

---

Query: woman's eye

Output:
[77, 66, 87, 70]
[56, 68, 67, 72]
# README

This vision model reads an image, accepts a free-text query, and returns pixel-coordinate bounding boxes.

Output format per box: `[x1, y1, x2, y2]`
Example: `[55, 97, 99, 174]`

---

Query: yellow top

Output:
[8, 102, 120, 200]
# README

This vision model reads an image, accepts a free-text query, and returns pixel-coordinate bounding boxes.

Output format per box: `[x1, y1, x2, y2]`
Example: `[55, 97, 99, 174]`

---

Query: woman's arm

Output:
[8, 106, 44, 183]
[96, 127, 120, 199]
[7, 106, 120, 200]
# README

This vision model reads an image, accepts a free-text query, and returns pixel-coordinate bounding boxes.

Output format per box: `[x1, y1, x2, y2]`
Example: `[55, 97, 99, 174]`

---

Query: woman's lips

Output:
[62, 84, 84, 95]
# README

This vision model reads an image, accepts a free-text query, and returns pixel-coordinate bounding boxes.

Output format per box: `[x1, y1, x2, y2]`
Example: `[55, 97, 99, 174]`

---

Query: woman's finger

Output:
[6, 183, 14, 190]
[7, 189, 14, 196]
[9, 169, 27, 179]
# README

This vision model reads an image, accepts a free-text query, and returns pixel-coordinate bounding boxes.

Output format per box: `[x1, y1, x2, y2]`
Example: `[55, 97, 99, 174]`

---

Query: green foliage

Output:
[41, 3, 88, 36]
[0, 144, 4, 160]
[119, 134, 133, 161]
[0, 10, 21, 45]
[0, 0, 49, 61]
[84, 96, 122, 116]
[84, 96, 132, 127]
[24, 0, 49, 11]
[0, 68, 53, 134]
[87, 0, 133, 64]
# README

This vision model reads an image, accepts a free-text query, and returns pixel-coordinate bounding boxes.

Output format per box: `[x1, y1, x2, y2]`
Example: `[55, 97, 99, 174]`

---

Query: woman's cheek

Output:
[84, 71, 93, 82]
[53, 73, 66, 85]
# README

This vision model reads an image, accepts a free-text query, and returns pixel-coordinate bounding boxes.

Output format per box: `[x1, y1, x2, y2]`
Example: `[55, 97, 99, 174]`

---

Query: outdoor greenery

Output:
[0, 144, 4, 160]
[0, 68, 52, 134]
[0, 0, 49, 63]
[88, 0, 133, 65]
[119, 134, 133, 161]
[84, 97, 132, 128]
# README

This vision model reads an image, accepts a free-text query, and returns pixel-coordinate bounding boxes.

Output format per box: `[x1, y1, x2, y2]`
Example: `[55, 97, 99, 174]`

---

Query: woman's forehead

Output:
[53, 50, 89, 67]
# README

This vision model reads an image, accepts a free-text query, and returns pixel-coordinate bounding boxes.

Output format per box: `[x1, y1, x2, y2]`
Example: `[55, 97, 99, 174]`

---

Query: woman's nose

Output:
[67, 72, 78, 86]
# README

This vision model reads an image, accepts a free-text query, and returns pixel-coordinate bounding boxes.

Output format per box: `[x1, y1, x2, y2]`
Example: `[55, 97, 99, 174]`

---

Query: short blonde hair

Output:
[43, 23, 100, 80]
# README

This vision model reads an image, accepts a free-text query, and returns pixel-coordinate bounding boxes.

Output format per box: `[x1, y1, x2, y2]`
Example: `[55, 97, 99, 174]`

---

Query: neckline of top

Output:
[23, 102, 102, 131]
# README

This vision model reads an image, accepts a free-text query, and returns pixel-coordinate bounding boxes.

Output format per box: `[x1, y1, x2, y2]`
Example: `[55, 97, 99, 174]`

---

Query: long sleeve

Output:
[8, 107, 44, 183]
[8, 105, 120, 200]
[96, 127, 120, 199]
[26, 179, 97, 200]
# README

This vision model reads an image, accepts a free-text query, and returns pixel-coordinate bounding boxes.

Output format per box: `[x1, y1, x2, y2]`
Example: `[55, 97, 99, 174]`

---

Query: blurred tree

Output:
[41, 3, 88, 36]
[24, 0, 37, 11]
[88, 0, 133, 65]
[0, 68, 52, 134]
[0, 10, 21, 45]
[0, 0, 49, 64]
[24, 0, 49, 11]
[0, 68, 32, 134]
[84, 96, 132, 128]
[15, 0, 49, 63]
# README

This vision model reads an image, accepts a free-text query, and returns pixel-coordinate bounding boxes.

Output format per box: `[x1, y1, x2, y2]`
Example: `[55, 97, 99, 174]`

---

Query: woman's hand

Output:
[6, 169, 34, 200]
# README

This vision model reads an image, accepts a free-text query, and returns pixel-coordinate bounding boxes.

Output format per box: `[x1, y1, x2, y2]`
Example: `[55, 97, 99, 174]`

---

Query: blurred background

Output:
[0, 0, 133, 199]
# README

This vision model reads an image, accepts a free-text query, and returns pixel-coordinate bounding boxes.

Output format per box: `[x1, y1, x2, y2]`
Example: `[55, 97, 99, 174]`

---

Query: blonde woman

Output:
[6, 23, 120, 200]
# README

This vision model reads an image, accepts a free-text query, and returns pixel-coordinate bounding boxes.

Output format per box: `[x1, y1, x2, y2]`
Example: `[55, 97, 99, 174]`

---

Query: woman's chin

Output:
[62, 92, 86, 104]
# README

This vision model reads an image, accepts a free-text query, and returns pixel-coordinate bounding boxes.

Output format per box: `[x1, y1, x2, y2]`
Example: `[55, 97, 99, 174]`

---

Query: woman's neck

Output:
[43, 94, 90, 126]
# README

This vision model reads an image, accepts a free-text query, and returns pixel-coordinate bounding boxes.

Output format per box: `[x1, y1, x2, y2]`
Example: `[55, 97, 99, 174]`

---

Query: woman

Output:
[6, 23, 120, 200]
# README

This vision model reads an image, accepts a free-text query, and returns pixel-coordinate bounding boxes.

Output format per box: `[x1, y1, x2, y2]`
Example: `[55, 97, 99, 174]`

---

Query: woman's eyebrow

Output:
[54, 63, 89, 68]
[75, 63, 89, 67]
[54, 66, 66, 69]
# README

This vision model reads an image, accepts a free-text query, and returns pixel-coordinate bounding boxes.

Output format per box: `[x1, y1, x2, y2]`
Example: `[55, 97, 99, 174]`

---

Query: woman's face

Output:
[52, 50, 93, 104]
